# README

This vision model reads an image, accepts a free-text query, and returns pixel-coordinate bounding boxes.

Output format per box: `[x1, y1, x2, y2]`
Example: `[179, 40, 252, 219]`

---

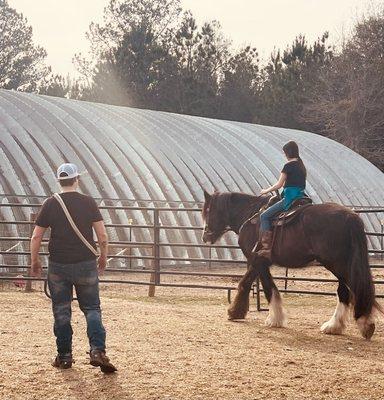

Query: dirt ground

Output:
[0, 266, 384, 400]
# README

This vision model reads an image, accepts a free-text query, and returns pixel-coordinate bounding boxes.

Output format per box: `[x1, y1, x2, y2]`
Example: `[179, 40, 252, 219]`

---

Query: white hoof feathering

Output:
[321, 301, 349, 335]
[265, 290, 287, 328]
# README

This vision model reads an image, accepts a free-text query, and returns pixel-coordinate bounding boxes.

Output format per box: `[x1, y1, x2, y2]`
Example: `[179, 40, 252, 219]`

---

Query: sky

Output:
[8, 0, 382, 77]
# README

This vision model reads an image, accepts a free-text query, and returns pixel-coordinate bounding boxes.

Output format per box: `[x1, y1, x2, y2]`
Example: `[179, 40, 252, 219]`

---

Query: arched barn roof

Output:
[0, 89, 383, 260]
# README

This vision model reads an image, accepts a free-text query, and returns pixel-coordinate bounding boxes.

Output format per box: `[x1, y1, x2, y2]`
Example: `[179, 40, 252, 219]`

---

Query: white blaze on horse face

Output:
[201, 219, 211, 244]
[202, 220, 207, 242]
[202, 207, 212, 244]
[321, 300, 349, 335]
[201, 209, 206, 239]
[265, 289, 287, 328]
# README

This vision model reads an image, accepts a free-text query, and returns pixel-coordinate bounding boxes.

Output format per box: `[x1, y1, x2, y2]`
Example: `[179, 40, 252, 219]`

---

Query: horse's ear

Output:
[203, 190, 211, 203]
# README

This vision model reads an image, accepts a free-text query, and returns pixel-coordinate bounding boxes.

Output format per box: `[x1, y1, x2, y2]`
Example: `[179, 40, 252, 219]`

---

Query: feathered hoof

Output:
[265, 313, 287, 328]
[362, 323, 375, 340]
[320, 319, 345, 335]
[357, 316, 375, 340]
[227, 307, 247, 321]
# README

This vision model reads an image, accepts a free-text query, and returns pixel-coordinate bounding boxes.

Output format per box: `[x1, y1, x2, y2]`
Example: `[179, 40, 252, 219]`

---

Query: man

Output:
[30, 163, 117, 373]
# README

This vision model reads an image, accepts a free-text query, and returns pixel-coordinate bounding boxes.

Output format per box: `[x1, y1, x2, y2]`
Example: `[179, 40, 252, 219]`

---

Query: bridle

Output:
[202, 195, 232, 240]
[203, 190, 279, 238]
[202, 223, 231, 239]
[202, 208, 231, 240]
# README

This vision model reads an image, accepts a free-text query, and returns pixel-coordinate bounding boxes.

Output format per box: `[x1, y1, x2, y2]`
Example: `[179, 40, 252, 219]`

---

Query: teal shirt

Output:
[282, 187, 305, 211]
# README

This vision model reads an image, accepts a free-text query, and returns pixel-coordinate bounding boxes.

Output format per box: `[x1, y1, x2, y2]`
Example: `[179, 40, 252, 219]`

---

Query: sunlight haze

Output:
[8, 0, 381, 76]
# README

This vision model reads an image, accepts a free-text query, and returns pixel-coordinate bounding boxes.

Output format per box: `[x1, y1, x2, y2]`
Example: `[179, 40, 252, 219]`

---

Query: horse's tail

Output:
[347, 214, 383, 320]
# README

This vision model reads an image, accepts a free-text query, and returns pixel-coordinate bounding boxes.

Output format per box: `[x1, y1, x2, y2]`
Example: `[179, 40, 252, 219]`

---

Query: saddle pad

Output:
[273, 203, 313, 227]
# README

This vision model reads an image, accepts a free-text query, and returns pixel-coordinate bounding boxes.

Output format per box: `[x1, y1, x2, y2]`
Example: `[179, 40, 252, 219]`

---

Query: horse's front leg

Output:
[259, 262, 287, 328]
[228, 260, 261, 320]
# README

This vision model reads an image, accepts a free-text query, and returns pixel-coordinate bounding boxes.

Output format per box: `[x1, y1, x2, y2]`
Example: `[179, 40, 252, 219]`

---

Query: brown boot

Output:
[256, 231, 273, 260]
[89, 349, 117, 373]
[52, 353, 73, 369]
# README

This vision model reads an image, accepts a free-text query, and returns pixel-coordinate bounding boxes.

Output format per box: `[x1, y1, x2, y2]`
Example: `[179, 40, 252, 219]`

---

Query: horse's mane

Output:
[231, 191, 262, 204]
[211, 191, 269, 230]
[212, 191, 266, 208]
[210, 191, 232, 214]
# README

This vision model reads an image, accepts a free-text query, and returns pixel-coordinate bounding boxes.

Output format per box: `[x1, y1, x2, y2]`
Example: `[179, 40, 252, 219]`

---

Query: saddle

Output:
[249, 195, 313, 227]
[272, 197, 313, 227]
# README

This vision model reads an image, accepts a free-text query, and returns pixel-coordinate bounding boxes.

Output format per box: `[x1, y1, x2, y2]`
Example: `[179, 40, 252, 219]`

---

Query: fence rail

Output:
[1, 197, 383, 308]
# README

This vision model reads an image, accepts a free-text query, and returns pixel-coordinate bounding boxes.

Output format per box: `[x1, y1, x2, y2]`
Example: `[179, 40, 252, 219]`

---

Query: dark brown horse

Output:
[202, 190, 382, 339]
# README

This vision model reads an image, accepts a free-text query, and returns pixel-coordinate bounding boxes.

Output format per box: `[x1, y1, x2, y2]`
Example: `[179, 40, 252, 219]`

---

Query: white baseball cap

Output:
[56, 163, 80, 180]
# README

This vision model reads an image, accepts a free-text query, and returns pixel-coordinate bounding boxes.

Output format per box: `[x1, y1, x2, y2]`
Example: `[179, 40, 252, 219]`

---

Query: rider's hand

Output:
[31, 259, 42, 278]
[260, 188, 269, 195]
[97, 256, 107, 275]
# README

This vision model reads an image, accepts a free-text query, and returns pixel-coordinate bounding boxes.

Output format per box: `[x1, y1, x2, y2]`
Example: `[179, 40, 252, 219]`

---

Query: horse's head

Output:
[202, 189, 272, 243]
[201, 190, 231, 244]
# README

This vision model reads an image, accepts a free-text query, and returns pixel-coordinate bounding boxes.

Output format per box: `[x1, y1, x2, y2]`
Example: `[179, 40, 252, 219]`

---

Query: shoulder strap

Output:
[53, 193, 99, 256]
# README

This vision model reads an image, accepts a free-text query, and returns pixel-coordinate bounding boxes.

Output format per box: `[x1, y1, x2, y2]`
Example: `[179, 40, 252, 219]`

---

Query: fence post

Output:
[26, 212, 36, 292]
[209, 246, 212, 269]
[128, 218, 133, 269]
[256, 276, 261, 311]
[381, 220, 384, 261]
[148, 209, 160, 297]
[284, 267, 289, 291]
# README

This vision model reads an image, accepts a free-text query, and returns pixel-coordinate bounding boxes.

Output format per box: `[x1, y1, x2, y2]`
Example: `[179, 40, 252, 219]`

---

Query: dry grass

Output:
[0, 266, 384, 400]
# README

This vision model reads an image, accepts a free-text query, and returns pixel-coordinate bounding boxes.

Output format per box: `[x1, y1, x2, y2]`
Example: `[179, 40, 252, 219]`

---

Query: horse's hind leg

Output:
[321, 279, 350, 335]
[259, 263, 287, 328]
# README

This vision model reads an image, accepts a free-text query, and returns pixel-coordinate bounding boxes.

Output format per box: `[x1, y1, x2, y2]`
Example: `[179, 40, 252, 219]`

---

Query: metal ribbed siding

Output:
[0, 89, 383, 261]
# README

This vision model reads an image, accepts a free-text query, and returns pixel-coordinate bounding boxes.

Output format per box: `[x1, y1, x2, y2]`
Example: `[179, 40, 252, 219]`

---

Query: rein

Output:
[205, 192, 270, 238]
[228, 194, 270, 234]
[238, 210, 261, 234]
[237, 192, 280, 234]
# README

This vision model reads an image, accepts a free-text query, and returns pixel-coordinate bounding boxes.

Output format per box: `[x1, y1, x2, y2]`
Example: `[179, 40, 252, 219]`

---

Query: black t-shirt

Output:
[35, 192, 103, 264]
[282, 160, 306, 188]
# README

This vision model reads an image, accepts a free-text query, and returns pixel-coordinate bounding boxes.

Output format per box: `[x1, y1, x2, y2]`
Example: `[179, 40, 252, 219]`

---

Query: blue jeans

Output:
[260, 199, 285, 232]
[48, 259, 106, 355]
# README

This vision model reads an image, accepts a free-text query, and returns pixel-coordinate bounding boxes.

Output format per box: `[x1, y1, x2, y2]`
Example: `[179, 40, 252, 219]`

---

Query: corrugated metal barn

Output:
[1, 89, 383, 263]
